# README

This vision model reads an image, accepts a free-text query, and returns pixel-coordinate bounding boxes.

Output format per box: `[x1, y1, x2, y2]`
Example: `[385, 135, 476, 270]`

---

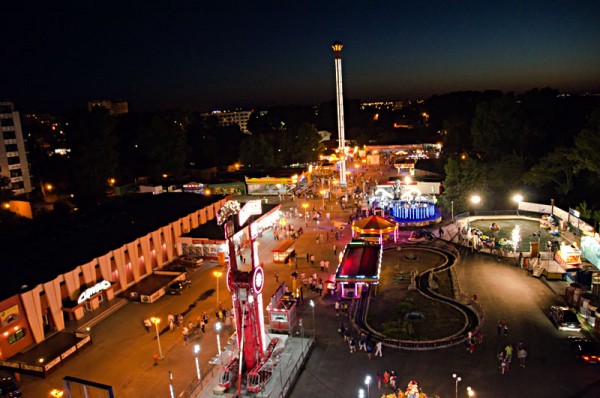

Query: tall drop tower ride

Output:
[332, 41, 347, 187]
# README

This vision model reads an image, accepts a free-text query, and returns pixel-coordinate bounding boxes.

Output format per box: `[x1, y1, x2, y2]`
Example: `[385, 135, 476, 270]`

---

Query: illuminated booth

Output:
[266, 282, 297, 334]
[271, 239, 296, 263]
[335, 241, 382, 299]
[178, 202, 280, 264]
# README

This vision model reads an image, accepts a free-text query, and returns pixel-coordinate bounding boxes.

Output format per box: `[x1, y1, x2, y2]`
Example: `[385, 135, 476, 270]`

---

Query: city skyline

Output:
[2, 1, 600, 113]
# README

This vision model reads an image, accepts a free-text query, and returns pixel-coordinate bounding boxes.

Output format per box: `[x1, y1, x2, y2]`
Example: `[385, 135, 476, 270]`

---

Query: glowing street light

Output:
[215, 321, 222, 355]
[452, 374, 462, 398]
[213, 270, 223, 305]
[320, 190, 327, 208]
[50, 389, 64, 398]
[358, 388, 365, 398]
[512, 194, 523, 204]
[364, 375, 372, 398]
[467, 386, 475, 397]
[150, 317, 164, 359]
[194, 344, 201, 381]
[470, 195, 481, 213]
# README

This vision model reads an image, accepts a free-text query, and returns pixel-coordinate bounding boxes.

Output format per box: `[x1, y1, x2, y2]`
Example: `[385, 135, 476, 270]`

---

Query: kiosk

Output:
[271, 239, 296, 263]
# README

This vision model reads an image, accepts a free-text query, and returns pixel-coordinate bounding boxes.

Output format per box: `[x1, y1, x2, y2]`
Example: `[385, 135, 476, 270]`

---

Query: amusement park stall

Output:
[335, 240, 382, 298]
[266, 282, 297, 334]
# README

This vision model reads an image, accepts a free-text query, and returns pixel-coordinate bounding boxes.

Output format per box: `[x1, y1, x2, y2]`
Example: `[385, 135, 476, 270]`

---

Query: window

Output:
[5, 144, 18, 152]
[3, 130, 16, 140]
[8, 328, 26, 344]
[7, 156, 20, 165]
[0, 118, 14, 127]
[10, 169, 22, 177]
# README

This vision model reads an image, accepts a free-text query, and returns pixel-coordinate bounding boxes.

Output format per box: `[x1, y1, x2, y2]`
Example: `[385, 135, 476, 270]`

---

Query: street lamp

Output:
[150, 317, 164, 359]
[358, 388, 365, 398]
[320, 190, 327, 208]
[470, 195, 481, 214]
[194, 344, 201, 381]
[309, 300, 315, 337]
[364, 375, 372, 398]
[213, 270, 223, 306]
[50, 390, 64, 398]
[215, 321, 222, 355]
[452, 374, 461, 398]
[299, 318, 305, 362]
[512, 193, 523, 206]
[467, 386, 475, 397]
[302, 202, 309, 225]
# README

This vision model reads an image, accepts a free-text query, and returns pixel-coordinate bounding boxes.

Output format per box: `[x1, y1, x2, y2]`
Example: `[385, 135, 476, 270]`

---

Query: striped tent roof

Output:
[351, 215, 397, 234]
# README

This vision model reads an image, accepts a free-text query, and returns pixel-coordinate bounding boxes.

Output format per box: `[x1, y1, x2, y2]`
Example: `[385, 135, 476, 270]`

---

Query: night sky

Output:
[2, 1, 599, 113]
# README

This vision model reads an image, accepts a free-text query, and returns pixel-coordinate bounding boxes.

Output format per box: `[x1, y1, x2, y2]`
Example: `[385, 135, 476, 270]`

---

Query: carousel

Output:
[351, 214, 398, 244]
[368, 179, 441, 227]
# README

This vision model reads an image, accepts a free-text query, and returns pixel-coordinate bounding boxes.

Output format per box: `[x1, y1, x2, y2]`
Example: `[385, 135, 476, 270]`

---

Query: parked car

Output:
[166, 280, 192, 295]
[163, 263, 189, 274]
[568, 336, 600, 364]
[180, 256, 203, 267]
[0, 376, 22, 398]
[550, 306, 582, 331]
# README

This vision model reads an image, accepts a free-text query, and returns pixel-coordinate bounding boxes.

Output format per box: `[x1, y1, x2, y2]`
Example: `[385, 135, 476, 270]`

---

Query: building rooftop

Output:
[0, 193, 224, 300]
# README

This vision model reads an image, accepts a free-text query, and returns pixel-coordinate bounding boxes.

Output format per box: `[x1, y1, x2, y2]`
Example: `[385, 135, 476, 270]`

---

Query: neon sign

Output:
[77, 280, 111, 304]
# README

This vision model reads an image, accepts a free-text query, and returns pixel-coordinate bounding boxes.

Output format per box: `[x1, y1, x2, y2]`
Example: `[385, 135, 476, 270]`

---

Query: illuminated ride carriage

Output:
[335, 240, 382, 299]
[218, 357, 239, 389]
[246, 338, 280, 393]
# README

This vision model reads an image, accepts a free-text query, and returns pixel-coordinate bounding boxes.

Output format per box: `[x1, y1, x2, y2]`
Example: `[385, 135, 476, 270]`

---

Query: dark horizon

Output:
[2, 1, 599, 114]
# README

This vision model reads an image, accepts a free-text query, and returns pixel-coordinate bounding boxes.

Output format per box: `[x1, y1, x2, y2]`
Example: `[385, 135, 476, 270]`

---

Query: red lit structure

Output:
[216, 200, 279, 395]
[335, 240, 382, 298]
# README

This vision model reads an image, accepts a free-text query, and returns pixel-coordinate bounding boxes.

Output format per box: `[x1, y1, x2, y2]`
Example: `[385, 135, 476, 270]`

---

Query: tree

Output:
[441, 157, 488, 213]
[137, 112, 190, 178]
[522, 147, 575, 198]
[68, 108, 118, 200]
[240, 135, 276, 167]
[0, 175, 14, 202]
[572, 105, 600, 176]
[471, 95, 528, 162]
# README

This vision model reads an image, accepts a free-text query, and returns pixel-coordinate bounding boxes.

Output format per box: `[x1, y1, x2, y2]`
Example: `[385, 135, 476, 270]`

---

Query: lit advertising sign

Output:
[77, 280, 111, 304]
[239, 200, 262, 226]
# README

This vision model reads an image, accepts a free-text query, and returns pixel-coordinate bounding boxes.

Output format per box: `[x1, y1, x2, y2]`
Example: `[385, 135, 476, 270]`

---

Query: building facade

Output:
[202, 110, 252, 134]
[0, 101, 32, 195]
[87, 99, 129, 115]
[0, 194, 228, 360]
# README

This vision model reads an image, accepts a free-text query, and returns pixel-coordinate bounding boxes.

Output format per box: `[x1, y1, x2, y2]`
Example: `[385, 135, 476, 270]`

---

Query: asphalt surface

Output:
[17, 176, 600, 398]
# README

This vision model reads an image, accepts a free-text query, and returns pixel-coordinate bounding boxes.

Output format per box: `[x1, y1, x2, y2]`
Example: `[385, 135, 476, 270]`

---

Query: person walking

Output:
[375, 340, 383, 357]
[497, 320, 502, 336]
[366, 343, 373, 360]
[320, 260, 325, 272]
[389, 371, 397, 390]
[275, 272, 279, 282]
[376, 371, 382, 391]
[505, 344, 513, 363]
[333, 244, 337, 256]
[518, 347, 528, 367]
[335, 300, 340, 316]
[349, 336, 357, 353]
[306, 252, 310, 263]
[310, 254, 315, 265]
[144, 318, 152, 332]
[383, 371, 390, 388]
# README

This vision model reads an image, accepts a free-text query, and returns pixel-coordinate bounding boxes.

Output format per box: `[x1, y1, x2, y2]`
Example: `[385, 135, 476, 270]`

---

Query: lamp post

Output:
[451, 200, 454, 223]
[364, 375, 372, 398]
[467, 386, 475, 397]
[150, 317, 163, 359]
[194, 344, 201, 382]
[215, 321, 222, 355]
[213, 270, 223, 306]
[299, 318, 305, 362]
[309, 300, 316, 337]
[358, 388, 365, 398]
[169, 370, 175, 398]
[320, 190, 327, 209]
[513, 193, 523, 210]
[470, 195, 481, 214]
[302, 202, 309, 226]
[452, 373, 461, 398]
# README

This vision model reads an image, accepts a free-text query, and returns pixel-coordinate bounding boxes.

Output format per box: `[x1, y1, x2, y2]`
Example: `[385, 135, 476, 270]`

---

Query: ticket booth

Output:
[272, 239, 296, 263]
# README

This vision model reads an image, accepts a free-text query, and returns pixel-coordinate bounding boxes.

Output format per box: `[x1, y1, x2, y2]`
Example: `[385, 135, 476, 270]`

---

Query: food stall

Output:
[271, 239, 296, 263]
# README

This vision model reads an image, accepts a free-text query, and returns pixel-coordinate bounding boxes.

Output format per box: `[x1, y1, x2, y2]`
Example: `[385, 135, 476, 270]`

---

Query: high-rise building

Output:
[87, 99, 129, 115]
[202, 110, 252, 134]
[0, 101, 32, 195]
